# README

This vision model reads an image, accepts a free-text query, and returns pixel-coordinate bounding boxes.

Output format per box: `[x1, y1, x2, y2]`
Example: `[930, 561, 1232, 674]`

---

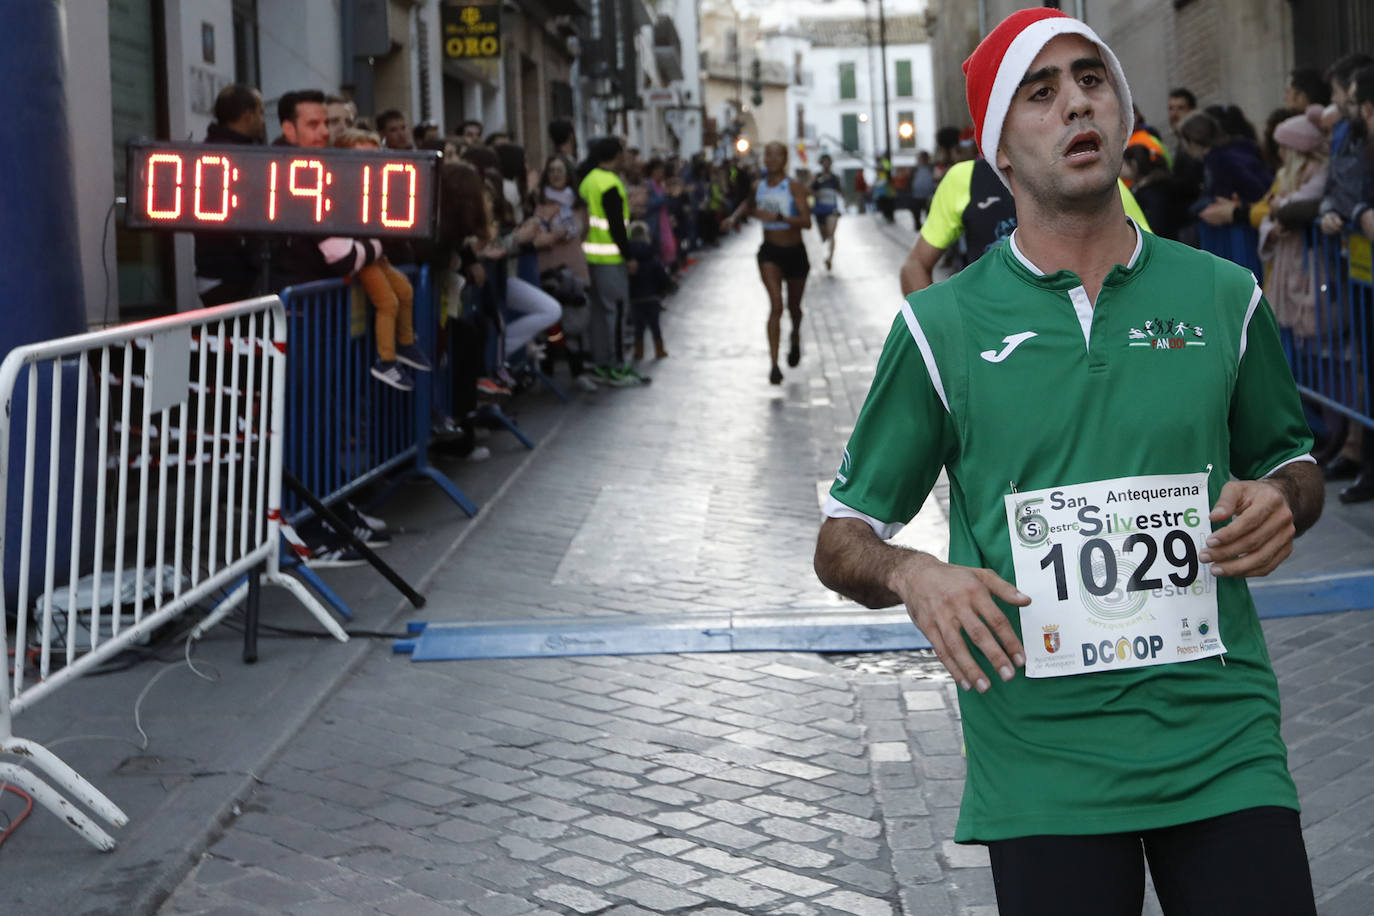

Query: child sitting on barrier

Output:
[626, 220, 669, 360]
[335, 129, 433, 391]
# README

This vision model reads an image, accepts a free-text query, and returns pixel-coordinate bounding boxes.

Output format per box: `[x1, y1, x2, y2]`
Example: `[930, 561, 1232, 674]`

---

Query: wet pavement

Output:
[4, 213, 1373, 915]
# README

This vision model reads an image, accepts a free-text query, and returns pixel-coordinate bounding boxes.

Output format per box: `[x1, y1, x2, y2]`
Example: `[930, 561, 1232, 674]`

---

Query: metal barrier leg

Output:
[195, 550, 352, 642]
[529, 363, 570, 403]
[282, 555, 356, 621]
[264, 572, 351, 642]
[243, 566, 260, 664]
[408, 466, 479, 517]
[475, 403, 536, 449]
[0, 758, 121, 852]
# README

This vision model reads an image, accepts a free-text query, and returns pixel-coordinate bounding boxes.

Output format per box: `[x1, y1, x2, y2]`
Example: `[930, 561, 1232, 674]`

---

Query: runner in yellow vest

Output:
[578, 137, 646, 386]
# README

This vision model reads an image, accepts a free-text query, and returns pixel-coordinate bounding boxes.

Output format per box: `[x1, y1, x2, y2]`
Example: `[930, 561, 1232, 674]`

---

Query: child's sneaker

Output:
[344, 501, 388, 534]
[574, 374, 599, 392]
[372, 361, 414, 391]
[476, 377, 512, 396]
[395, 343, 433, 372]
[306, 543, 367, 568]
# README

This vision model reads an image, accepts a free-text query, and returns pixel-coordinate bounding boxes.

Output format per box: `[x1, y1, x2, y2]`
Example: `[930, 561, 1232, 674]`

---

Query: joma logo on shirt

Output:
[1127, 318, 1205, 350]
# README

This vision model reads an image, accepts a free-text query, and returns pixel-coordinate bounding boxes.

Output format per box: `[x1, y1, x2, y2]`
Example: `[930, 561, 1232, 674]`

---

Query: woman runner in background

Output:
[723, 141, 813, 384]
[811, 153, 843, 270]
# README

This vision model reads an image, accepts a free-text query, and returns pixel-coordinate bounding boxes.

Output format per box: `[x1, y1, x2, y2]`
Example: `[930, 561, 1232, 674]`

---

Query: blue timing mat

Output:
[1249, 570, 1374, 619]
[394, 608, 933, 661]
[393, 572, 1374, 662]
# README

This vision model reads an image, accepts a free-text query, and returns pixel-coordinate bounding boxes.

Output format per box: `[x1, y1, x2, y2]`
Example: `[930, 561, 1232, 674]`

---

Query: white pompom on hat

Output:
[963, 8, 1134, 190]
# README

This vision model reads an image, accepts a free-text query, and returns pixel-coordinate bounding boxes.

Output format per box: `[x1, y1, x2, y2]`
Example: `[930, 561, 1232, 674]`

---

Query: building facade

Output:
[700, 0, 936, 186]
[927, 0, 1374, 147]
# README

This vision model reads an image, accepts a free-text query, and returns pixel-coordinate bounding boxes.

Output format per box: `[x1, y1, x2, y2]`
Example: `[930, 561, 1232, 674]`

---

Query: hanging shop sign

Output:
[441, 2, 501, 60]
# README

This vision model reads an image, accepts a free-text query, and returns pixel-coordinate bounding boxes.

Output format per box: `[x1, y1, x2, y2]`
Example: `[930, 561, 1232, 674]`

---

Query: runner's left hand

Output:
[1202, 479, 1295, 577]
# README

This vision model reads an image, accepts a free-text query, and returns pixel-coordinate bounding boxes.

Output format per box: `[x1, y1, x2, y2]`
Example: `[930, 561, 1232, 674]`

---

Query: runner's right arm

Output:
[899, 161, 968, 295]
[816, 519, 1027, 694]
[815, 312, 1026, 693]
[899, 237, 946, 296]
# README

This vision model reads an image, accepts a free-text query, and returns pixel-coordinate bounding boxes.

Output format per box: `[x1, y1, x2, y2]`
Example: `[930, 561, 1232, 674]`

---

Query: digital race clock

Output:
[125, 140, 441, 239]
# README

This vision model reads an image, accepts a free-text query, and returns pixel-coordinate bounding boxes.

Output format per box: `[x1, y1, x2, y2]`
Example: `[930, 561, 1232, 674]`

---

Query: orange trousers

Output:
[358, 258, 414, 362]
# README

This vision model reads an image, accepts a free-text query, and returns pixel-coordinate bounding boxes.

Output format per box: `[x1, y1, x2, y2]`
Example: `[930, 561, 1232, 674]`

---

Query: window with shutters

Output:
[841, 113, 860, 152]
[839, 62, 856, 100]
[896, 60, 912, 97]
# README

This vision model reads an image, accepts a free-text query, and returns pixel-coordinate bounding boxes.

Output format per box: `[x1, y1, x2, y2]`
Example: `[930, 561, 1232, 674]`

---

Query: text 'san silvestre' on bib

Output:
[1004, 473, 1224, 678]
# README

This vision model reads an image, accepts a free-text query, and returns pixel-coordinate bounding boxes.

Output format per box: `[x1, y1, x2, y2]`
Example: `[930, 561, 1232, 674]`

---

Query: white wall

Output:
[257, 0, 344, 116]
[670, 0, 704, 156]
[63, 0, 116, 326]
[172, 0, 237, 142]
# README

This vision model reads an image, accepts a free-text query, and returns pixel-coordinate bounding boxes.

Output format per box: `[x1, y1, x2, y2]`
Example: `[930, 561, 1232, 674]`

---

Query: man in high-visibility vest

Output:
[578, 136, 648, 386]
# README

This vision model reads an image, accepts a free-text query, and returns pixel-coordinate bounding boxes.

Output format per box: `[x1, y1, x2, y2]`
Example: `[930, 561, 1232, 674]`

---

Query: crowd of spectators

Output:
[190, 83, 779, 563]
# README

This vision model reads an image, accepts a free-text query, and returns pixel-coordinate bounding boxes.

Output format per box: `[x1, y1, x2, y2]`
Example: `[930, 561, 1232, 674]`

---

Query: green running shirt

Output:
[826, 225, 1314, 842]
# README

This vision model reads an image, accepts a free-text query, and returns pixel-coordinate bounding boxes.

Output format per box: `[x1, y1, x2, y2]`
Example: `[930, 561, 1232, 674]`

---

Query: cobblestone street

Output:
[6, 215, 1373, 915]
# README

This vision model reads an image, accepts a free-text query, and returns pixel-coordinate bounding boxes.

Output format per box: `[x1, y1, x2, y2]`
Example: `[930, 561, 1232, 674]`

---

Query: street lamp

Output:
[898, 121, 914, 141]
[735, 137, 751, 154]
[864, 0, 892, 158]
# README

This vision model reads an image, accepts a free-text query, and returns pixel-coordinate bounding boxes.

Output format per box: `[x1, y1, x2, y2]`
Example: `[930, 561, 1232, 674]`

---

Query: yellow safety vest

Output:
[579, 167, 629, 264]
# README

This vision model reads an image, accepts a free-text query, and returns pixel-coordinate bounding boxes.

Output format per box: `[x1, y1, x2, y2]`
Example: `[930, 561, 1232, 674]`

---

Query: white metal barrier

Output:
[0, 296, 344, 851]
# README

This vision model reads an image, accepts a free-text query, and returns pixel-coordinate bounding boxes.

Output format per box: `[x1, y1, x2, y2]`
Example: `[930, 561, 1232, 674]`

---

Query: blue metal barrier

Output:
[279, 265, 477, 528]
[1292, 228, 1374, 431]
[1198, 223, 1264, 281]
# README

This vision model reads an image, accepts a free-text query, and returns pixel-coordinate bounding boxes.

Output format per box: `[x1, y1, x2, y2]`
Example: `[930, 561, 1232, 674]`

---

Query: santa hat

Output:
[963, 8, 1133, 190]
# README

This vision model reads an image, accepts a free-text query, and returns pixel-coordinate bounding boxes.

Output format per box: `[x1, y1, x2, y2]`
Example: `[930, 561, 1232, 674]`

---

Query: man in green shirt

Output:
[815, 9, 1323, 915]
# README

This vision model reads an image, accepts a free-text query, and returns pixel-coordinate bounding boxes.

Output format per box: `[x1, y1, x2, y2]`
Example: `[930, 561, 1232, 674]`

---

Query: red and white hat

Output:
[963, 8, 1133, 190]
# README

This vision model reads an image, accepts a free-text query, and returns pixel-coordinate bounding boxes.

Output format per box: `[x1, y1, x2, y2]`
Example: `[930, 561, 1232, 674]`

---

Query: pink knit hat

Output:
[1272, 105, 1324, 153]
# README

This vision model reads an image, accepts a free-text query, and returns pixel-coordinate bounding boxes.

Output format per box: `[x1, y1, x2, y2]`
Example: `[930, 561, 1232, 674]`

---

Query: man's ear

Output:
[281, 121, 297, 144]
[996, 144, 1012, 174]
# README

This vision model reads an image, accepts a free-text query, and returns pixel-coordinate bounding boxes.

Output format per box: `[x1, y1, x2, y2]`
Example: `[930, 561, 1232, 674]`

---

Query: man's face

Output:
[247, 92, 266, 141]
[1331, 78, 1349, 109]
[997, 34, 1124, 211]
[326, 102, 354, 140]
[1284, 80, 1308, 114]
[462, 123, 483, 145]
[283, 101, 329, 147]
[1338, 81, 1360, 119]
[1167, 95, 1192, 131]
[384, 117, 412, 149]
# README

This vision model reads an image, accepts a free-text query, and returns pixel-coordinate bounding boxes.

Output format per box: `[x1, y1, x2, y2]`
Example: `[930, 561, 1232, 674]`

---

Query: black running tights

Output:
[986, 806, 1317, 916]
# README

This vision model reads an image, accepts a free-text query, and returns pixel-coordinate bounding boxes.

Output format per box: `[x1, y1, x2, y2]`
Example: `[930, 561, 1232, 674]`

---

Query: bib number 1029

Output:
[1039, 532, 1199, 602]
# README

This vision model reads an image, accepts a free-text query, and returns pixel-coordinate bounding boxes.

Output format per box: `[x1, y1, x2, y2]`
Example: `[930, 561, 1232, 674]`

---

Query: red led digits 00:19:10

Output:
[133, 145, 433, 237]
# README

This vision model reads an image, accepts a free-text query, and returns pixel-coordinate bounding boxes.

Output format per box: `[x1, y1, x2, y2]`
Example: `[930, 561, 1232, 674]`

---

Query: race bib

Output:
[1004, 472, 1224, 678]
